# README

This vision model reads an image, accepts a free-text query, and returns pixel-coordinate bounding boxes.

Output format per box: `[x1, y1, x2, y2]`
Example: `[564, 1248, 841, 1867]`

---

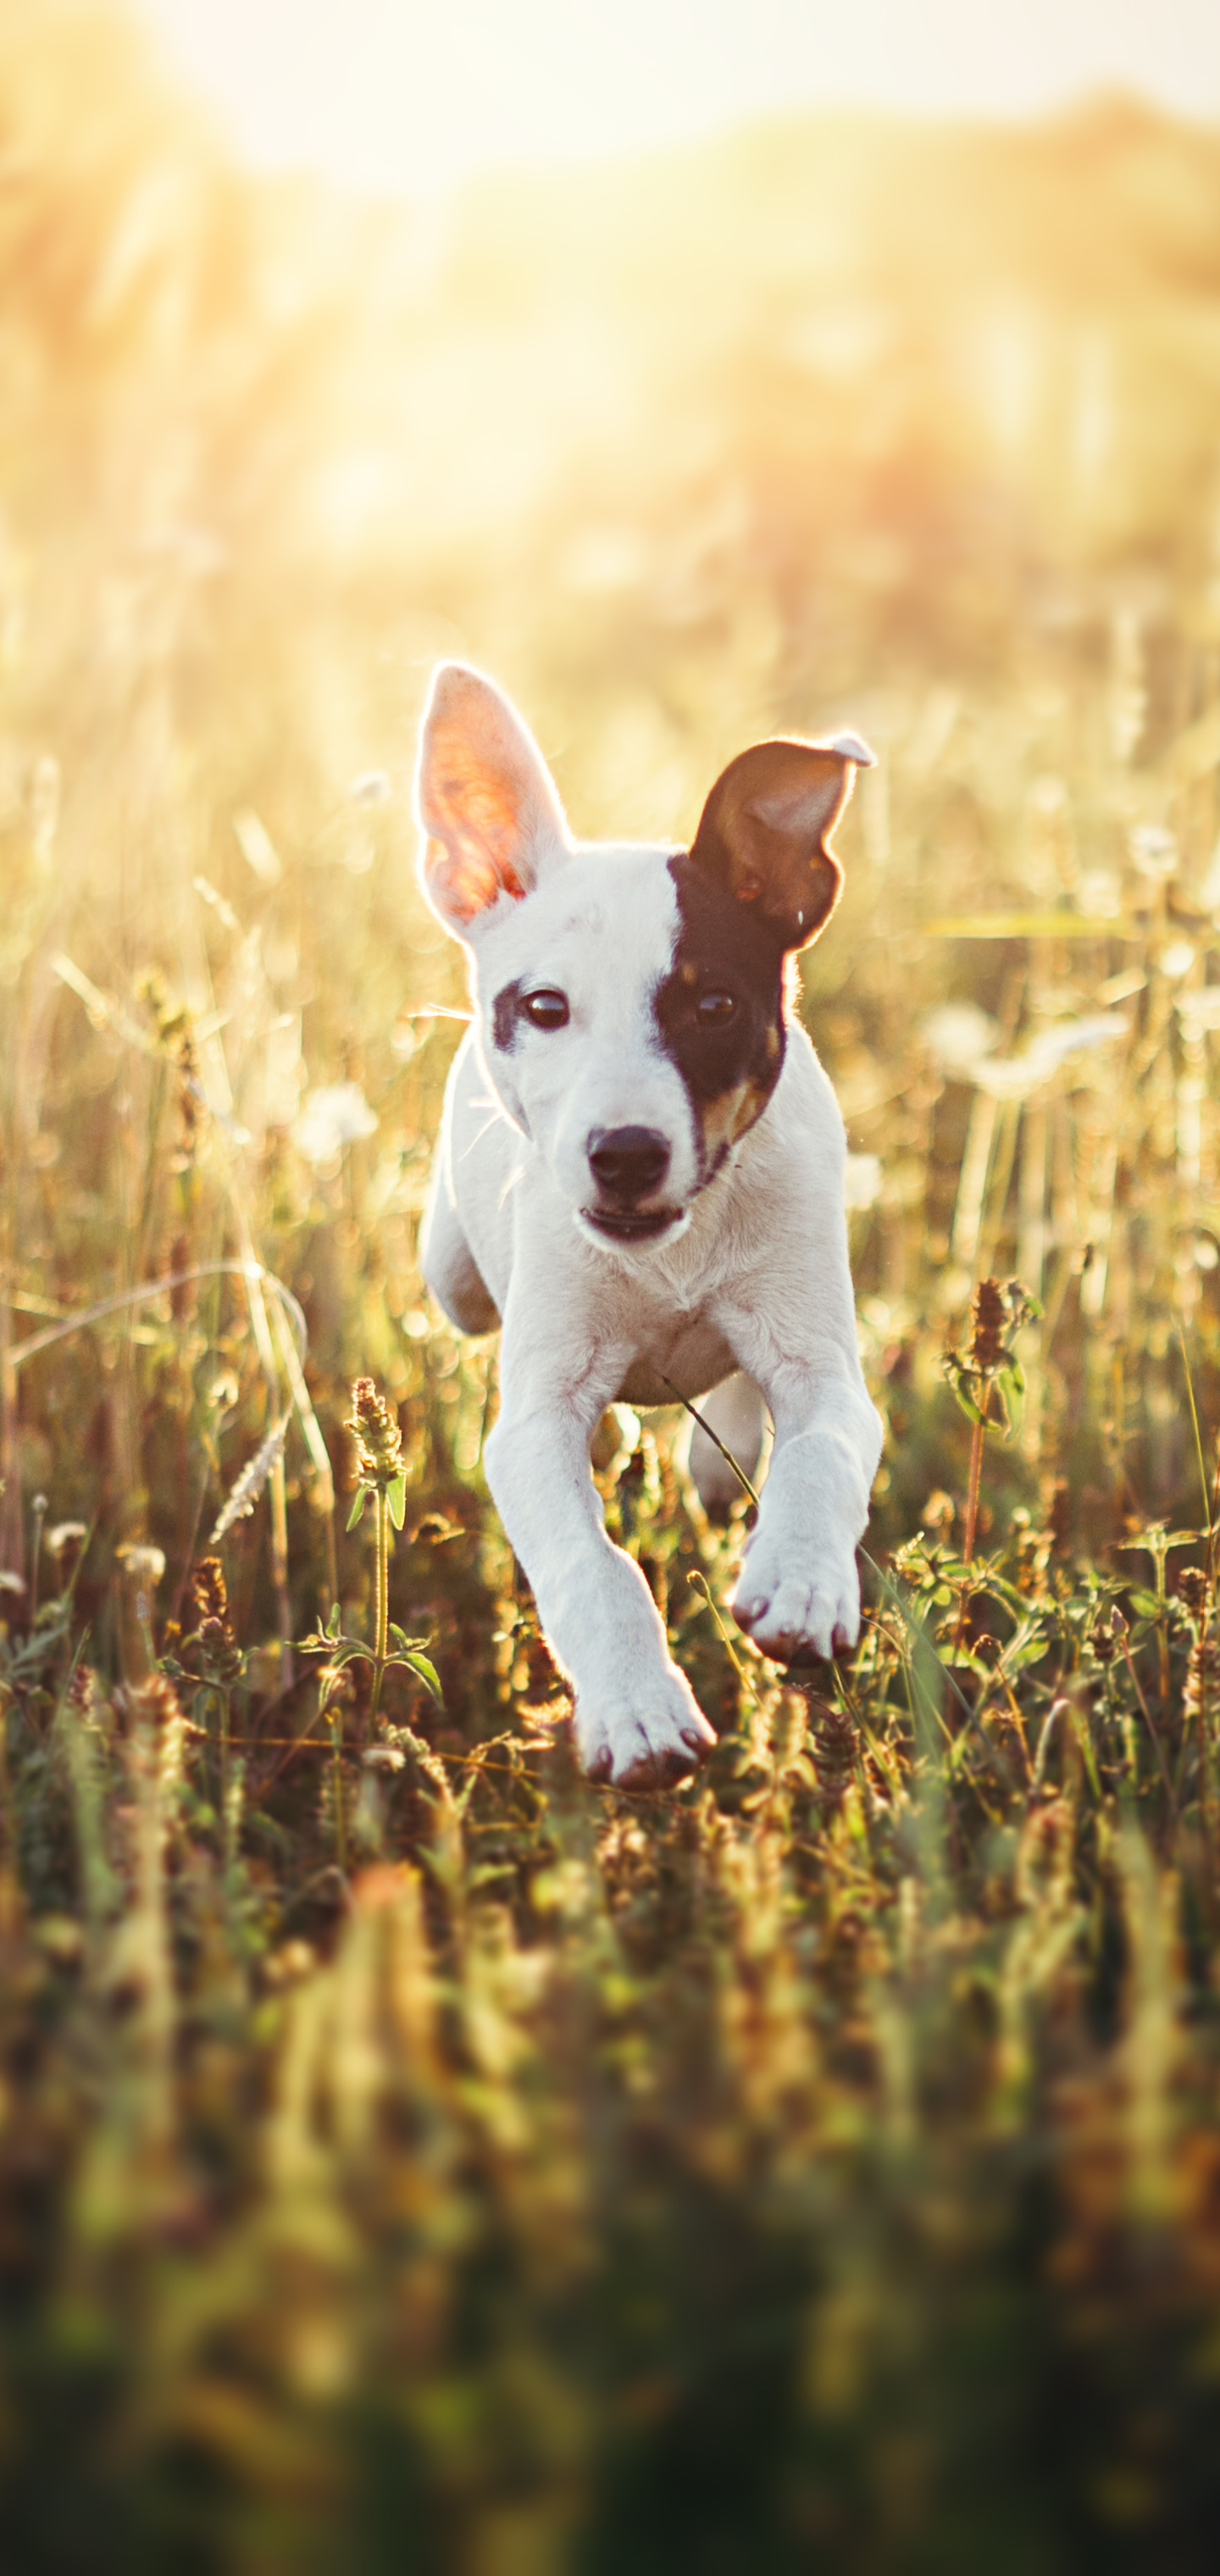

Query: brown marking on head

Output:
[689, 730, 874, 953]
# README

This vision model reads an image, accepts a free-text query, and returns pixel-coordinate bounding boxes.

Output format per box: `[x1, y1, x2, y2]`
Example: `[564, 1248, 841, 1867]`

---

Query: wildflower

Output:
[191, 1557, 229, 1624]
[966, 1277, 1006, 1375]
[0, 1569, 26, 1596]
[347, 1378, 402, 1494]
[1177, 1567, 1209, 1621]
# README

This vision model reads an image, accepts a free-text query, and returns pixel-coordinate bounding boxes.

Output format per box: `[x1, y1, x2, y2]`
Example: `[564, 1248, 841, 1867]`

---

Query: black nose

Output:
[588, 1126, 670, 1197]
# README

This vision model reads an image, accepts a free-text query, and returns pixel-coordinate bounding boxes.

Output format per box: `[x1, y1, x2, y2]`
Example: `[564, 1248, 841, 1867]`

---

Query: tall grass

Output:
[3, 11, 1220, 2565]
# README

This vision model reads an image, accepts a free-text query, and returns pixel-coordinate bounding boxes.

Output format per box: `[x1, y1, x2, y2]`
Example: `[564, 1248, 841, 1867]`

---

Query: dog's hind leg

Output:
[419, 1150, 499, 1334]
[685, 1373, 767, 1518]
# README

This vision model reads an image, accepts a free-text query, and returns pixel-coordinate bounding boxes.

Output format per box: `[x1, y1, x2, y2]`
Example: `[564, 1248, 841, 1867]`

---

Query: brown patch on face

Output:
[697, 1072, 777, 1171]
[657, 854, 790, 1188]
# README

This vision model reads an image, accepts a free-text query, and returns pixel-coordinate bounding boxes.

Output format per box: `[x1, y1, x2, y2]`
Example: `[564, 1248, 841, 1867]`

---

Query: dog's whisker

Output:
[460, 1110, 508, 1159]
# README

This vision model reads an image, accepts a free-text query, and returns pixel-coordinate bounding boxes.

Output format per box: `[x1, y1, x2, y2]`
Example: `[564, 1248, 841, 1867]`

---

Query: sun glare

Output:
[137, 0, 1220, 196]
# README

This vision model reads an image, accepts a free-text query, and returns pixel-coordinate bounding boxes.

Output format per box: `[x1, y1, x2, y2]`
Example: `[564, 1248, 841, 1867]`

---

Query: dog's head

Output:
[416, 663, 873, 1251]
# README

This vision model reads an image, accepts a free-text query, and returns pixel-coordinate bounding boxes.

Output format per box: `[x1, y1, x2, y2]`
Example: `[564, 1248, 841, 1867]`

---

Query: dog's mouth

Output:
[582, 1204, 683, 1244]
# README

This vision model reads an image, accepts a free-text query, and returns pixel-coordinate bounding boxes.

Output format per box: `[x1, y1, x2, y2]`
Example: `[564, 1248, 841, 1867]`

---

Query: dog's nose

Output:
[588, 1126, 670, 1196]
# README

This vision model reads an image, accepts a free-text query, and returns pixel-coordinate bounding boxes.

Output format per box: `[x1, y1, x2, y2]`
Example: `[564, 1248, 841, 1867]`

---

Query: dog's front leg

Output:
[483, 1321, 715, 1789]
[717, 1307, 884, 1664]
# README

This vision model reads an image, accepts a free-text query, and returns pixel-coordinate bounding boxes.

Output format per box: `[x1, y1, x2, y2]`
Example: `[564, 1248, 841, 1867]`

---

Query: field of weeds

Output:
[5, 9, 1220, 2568]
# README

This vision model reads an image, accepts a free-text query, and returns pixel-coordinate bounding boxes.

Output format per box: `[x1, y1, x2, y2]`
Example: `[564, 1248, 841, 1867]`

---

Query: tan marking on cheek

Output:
[698, 1077, 774, 1162]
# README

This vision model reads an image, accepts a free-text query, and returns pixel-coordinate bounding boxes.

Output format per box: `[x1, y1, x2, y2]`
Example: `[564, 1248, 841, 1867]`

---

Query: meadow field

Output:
[6, 7, 1220, 2566]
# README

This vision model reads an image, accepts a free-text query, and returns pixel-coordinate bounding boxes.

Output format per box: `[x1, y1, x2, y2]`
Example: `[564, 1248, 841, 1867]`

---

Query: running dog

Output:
[416, 664, 884, 1787]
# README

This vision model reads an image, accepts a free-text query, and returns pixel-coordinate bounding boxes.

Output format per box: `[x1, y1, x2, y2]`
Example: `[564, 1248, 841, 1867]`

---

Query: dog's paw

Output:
[575, 1664, 716, 1791]
[731, 1539, 861, 1666]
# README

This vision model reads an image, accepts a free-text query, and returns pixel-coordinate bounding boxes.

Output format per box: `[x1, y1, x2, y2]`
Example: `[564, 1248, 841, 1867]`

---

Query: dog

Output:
[415, 664, 884, 1788]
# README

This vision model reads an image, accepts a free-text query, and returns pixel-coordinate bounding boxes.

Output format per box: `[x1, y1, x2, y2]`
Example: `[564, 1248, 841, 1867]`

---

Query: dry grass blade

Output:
[208, 1414, 291, 1546]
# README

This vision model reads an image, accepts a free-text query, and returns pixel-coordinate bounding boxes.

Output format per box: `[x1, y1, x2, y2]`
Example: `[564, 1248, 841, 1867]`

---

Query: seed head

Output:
[1178, 1566, 1209, 1621]
[120, 1671, 184, 1733]
[65, 1663, 97, 1716]
[967, 1277, 1006, 1374]
[1184, 1633, 1219, 1728]
[114, 1542, 166, 1625]
[45, 1520, 87, 1563]
[191, 1556, 229, 1624]
[347, 1378, 402, 1491]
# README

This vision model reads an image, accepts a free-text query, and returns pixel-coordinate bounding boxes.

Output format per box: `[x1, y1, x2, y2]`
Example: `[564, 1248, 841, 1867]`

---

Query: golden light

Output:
[136, 0, 1220, 196]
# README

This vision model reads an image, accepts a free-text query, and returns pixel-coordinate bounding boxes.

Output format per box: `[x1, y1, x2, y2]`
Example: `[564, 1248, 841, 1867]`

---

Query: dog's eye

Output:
[696, 990, 736, 1026]
[521, 988, 569, 1031]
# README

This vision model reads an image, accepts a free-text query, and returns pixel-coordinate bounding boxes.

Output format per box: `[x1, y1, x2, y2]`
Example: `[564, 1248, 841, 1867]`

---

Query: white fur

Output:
[416, 665, 884, 1789]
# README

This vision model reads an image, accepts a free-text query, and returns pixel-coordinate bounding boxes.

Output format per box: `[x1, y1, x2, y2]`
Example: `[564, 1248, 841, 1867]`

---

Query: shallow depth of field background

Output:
[5, 4, 1220, 2569]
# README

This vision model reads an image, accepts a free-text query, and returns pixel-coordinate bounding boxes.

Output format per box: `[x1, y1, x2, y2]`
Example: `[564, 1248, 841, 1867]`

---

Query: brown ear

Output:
[689, 730, 874, 951]
[414, 663, 569, 934]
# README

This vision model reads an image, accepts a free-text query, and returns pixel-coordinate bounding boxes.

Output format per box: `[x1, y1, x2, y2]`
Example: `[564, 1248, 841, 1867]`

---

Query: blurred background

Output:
[4, 6, 1220, 2566]
[5, 0, 1220, 1595]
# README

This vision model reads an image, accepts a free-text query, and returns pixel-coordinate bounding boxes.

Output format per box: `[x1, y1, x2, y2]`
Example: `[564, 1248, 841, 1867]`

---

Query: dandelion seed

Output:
[45, 1520, 87, 1562]
[208, 1417, 289, 1546]
[114, 1543, 166, 1628]
[115, 1544, 165, 1589]
[292, 1082, 378, 1167]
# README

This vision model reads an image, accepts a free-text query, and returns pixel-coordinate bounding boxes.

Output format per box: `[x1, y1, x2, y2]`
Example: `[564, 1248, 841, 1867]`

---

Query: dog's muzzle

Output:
[584, 1125, 678, 1242]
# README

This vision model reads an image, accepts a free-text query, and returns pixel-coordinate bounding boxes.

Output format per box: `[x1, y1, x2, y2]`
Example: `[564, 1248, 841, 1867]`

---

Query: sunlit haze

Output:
[136, 0, 1220, 195]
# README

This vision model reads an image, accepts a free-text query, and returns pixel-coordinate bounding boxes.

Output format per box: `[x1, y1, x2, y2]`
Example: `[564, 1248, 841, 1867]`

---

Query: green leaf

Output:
[995, 1363, 1024, 1441]
[346, 1487, 369, 1532]
[387, 1472, 408, 1531]
[1005, 1635, 1051, 1673]
[326, 1600, 341, 1638]
[402, 1651, 442, 1703]
[949, 1384, 985, 1427]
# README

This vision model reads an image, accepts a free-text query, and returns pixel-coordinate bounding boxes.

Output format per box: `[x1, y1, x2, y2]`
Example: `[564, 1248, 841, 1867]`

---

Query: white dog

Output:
[415, 665, 884, 1788]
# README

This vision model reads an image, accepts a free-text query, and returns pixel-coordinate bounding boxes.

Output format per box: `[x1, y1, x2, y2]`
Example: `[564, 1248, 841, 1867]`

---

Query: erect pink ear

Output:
[689, 730, 874, 952]
[414, 663, 569, 935]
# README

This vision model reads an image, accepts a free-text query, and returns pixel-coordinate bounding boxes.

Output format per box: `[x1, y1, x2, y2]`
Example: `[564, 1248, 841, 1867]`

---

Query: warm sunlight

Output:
[136, 0, 1220, 194]
[8, 3, 1220, 2558]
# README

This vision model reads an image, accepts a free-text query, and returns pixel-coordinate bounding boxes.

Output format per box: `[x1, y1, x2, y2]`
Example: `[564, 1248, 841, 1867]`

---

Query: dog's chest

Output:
[613, 1313, 740, 1408]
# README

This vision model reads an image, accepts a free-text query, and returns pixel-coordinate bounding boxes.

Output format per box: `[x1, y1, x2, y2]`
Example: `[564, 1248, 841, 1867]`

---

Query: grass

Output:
[3, 13, 1220, 2567]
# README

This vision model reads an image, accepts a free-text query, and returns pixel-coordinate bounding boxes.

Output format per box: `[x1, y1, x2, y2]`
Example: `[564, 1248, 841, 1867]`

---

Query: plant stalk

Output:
[369, 1486, 389, 1724]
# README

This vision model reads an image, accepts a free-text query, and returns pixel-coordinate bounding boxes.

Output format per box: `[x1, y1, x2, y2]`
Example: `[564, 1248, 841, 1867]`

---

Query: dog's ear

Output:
[690, 731, 874, 951]
[415, 663, 569, 934]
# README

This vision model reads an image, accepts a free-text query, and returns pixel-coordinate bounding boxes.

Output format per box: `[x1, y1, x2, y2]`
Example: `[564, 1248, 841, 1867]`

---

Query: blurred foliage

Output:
[5, 3, 1220, 2566]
